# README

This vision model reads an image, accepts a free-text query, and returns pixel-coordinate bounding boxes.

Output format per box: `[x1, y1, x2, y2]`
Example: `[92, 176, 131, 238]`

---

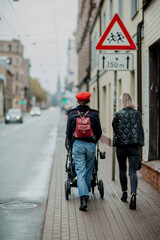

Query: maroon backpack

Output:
[74, 110, 93, 138]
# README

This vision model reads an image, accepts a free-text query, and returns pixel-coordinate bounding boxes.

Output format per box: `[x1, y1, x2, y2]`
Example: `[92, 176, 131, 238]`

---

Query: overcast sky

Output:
[0, 0, 78, 94]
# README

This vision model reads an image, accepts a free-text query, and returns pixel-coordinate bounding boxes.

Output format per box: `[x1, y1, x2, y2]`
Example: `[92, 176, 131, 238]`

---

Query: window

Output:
[119, 0, 123, 19]
[118, 79, 122, 110]
[110, 0, 113, 20]
[102, 12, 106, 34]
[102, 86, 107, 133]
[8, 45, 12, 52]
[130, 71, 135, 101]
[17, 46, 19, 52]
[101, 12, 107, 54]
[108, 83, 111, 137]
[132, 34, 137, 45]
[8, 58, 12, 65]
[93, 87, 96, 109]
[91, 31, 98, 70]
[16, 73, 18, 80]
[131, 0, 138, 19]
[16, 86, 18, 94]
[16, 59, 19, 65]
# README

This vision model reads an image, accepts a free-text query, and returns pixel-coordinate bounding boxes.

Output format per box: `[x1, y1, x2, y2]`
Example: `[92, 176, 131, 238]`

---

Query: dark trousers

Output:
[116, 145, 140, 194]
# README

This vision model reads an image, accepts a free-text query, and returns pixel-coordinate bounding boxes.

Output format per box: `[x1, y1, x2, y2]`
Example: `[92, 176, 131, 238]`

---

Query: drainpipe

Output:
[97, 1, 102, 111]
[97, 70, 100, 110]
[137, 20, 143, 113]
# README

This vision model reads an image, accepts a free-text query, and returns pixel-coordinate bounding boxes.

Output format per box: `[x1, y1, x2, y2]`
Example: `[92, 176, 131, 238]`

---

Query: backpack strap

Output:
[85, 110, 89, 116]
[77, 110, 82, 119]
[77, 110, 89, 118]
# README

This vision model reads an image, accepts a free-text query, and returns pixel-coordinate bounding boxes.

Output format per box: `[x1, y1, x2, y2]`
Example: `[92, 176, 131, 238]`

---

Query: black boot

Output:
[129, 194, 136, 210]
[79, 196, 87, 211]
[121, 191, 127, 202]
[85, 195, 89, 202]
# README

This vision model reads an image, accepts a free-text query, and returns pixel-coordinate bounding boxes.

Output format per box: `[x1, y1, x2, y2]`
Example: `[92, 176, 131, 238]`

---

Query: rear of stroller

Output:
[65, 142, 105, 200]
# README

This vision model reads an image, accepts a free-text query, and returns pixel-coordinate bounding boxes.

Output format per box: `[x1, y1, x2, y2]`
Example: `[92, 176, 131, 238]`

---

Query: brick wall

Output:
[142, 162, 160, 192]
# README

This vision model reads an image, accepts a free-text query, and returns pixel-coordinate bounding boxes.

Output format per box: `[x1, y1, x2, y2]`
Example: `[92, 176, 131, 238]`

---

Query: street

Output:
[0, 109, 160, 240]
[0, 1, 160, 239]
[0, 108, 60, 240]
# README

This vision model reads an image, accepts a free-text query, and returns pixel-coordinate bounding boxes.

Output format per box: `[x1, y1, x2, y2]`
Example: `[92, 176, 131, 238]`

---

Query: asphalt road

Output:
[0, 108, 60, 240]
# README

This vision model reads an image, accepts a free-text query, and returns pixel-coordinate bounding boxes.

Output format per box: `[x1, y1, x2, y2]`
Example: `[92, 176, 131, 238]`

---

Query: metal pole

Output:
[112, 147, 115, 181]
[97, 70, 100, 111]
[112, 71, 117, 181]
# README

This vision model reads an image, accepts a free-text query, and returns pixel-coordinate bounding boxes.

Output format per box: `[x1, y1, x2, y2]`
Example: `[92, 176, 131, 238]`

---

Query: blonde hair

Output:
[119, 93, 136, 109]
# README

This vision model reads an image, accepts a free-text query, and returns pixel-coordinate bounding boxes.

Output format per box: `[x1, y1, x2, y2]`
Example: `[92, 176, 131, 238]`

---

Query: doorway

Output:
[149, 40, 160, 160]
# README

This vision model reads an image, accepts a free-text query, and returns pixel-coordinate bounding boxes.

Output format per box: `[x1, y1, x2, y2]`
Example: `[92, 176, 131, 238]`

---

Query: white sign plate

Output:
[98, 53, 134, 71]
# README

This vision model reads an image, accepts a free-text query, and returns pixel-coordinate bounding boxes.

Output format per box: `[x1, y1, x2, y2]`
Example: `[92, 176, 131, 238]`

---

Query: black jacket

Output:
[66, 105, 102, 145]
[112, 107, 144, 147]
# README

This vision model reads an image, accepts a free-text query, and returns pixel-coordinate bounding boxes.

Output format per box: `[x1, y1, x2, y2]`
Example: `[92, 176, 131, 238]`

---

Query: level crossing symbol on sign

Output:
[96, 13, 137, 50]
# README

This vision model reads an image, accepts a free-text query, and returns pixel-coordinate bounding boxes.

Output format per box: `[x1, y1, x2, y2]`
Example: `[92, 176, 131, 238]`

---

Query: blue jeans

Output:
[72, 140, 96, 198]
[116, 145, 140, 194]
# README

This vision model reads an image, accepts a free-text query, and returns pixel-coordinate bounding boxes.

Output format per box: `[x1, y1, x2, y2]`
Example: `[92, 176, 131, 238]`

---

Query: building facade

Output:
[141, 0, 160, 191]
[76, 0, 101, 91]
[75, 0, 160, 190]
[0, 39, 30, 112]
[89, 0, 143, 145]
[0, 64, 13, 114]
[22, 58, 30, 111]
[65, 39, 76, 91]
[143, 0, 160, 162]
[0, 78, 4, 117]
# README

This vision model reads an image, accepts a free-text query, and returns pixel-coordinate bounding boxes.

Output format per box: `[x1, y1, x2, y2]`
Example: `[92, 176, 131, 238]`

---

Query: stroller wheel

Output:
[98, 180, 104, 199]
[65, 180, 70, 200]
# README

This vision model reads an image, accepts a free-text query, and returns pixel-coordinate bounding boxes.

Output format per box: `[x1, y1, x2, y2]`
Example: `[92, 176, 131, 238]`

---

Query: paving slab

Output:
[42, 113, 160, 240]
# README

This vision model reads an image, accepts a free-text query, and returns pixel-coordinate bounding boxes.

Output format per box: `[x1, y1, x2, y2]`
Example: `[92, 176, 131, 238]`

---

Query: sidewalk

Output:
[42, 113, 160, 240]
[0, 117, 4, 123]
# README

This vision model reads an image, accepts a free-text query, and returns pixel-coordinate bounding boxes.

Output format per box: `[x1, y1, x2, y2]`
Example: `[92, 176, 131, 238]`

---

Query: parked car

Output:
[30, 106, 41, 116]
[5, 108, 23, 124]
[49, 106, 55, 111]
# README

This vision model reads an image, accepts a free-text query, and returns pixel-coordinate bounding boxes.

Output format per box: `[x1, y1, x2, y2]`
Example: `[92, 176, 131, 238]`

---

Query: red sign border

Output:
[96, 13, 137, 50]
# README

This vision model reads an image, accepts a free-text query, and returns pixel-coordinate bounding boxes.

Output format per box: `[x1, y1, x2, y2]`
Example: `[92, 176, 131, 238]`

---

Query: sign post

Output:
[95, 13, 137, 181]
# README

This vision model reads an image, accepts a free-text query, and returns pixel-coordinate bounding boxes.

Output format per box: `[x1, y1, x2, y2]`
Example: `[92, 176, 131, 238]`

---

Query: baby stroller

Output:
[65, 140, 105, 200]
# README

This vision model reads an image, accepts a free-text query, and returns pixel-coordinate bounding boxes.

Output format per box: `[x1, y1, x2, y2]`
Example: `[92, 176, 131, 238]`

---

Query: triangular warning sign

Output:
[96, 13, 137, 50]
